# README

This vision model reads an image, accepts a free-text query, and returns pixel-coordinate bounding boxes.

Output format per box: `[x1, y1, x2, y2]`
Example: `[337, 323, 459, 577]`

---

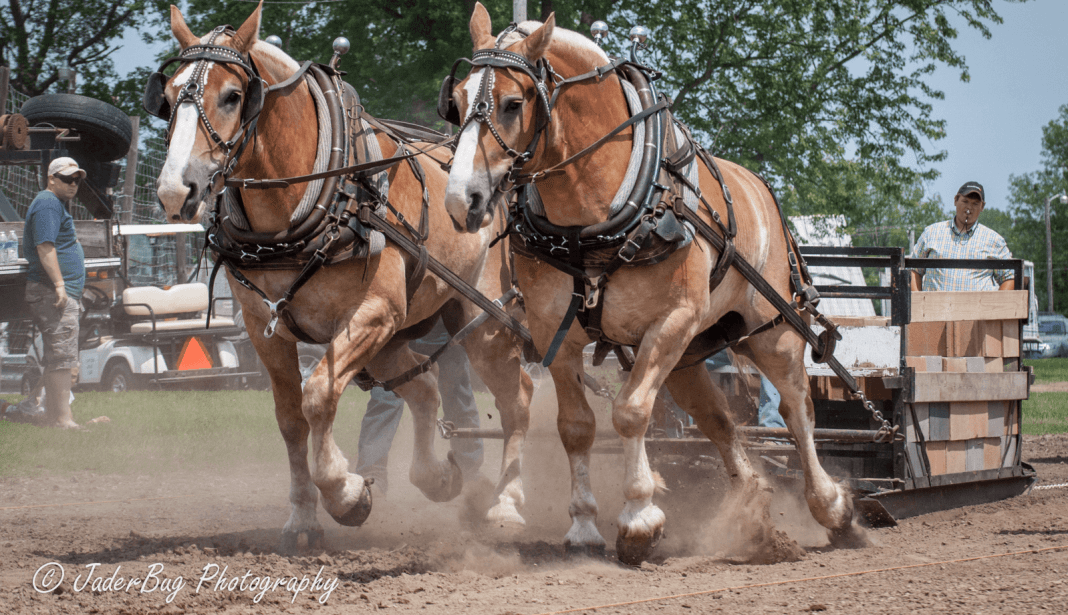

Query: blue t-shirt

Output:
[24, 190, 85, 300]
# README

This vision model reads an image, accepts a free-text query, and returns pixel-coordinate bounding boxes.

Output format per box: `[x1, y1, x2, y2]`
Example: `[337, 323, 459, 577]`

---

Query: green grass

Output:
[1023, 357, 1068, 383]
[1022, 392, 1068, 436]
[0, 388, 374, 477]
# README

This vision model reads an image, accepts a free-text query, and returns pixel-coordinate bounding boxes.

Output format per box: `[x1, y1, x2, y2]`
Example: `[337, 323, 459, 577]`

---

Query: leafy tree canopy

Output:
[1008, 104, 1068, 312]
[0, 0, 169, 109]
[177, 0, 1024, 222]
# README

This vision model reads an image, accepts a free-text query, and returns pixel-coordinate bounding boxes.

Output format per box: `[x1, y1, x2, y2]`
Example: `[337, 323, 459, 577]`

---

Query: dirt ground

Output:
[2, 384, 1067, 614]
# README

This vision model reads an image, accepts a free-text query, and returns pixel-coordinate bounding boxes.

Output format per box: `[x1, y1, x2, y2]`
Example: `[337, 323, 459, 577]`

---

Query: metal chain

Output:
[852, 390, 900, 443]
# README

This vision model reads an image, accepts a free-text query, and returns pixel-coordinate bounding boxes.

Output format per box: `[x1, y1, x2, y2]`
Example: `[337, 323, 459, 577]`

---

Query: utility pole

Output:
[1046, 193, 1068, 312]
[513, 0, 526, 22]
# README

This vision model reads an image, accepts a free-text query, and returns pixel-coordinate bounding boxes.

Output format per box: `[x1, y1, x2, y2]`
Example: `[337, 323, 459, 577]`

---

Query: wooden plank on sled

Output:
[909, 291, 1028, 323]
[909, 371, 1028, 403]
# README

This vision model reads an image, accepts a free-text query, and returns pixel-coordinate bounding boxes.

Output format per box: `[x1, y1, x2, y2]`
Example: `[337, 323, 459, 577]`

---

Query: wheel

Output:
[20, 94, 133, 161]
[81, 285, 111, 311]
[101, 361, 134, 393]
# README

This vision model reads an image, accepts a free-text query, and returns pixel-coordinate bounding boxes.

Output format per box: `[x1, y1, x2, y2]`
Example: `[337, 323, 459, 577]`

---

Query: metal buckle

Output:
[262, 298, 287, 338]
[618, 238, 642, 263]
[584, 275, 604, 309]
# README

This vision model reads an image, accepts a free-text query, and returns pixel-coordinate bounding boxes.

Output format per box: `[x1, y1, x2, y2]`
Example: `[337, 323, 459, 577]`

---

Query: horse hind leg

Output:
[367, 344, 464, 503]
[665, 362, 804, 563]
[737, 333, 870, 548]
[460, 322, 533, 529]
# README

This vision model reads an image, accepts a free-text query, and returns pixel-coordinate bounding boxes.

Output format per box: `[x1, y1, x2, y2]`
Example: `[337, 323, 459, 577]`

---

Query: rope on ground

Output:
[1034, 482, 1068, 490]
[0, 495, 193, 511]
[531, 544, 1068, 615]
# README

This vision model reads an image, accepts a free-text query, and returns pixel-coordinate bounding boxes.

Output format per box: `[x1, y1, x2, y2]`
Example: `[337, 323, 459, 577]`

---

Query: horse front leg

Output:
[610, 321, 696, 565]
[738, 330, 869, 547]
[303, 318, 396, 528]
[243, 309, 322, 552]
[366, 344, 463, 503]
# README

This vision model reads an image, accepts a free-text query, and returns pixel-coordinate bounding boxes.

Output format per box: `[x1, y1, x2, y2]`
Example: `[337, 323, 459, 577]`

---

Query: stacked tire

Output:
[20, 93, 133, 218]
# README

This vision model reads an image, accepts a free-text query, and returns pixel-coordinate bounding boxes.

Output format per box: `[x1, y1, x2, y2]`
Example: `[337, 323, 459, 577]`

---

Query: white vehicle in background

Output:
[1021, 261, 1052, 359]
[24, 224, 263, 392]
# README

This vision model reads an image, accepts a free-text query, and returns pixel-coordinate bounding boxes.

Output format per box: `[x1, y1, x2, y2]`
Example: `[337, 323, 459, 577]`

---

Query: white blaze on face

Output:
[157, 62, 214, 210]
[445, 69, 488, 207]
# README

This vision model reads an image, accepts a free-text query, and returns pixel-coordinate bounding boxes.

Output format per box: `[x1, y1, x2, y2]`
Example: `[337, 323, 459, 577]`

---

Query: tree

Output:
[781, 158, 945, 248]
[178, 1, 610, 126]
[1008, 104, 1068, 312]
[592, 0, 1029, 211]
[172, 1, 1026, 212]
[0, 0, 169, 105]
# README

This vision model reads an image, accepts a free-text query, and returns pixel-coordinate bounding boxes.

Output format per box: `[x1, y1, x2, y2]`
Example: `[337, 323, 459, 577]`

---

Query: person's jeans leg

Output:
[757, 375, 786, 429]
[436, 342, 483, 478]
[355, 386, 405, 494]
[411, 322, 483, 479]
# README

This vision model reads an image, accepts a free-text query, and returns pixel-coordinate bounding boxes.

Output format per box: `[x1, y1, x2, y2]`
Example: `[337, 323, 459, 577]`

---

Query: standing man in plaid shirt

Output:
[910, 181, 1015, 292]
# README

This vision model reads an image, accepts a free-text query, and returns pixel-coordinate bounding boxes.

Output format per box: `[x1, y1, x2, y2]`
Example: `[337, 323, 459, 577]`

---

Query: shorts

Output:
[25, 280, 81, 372]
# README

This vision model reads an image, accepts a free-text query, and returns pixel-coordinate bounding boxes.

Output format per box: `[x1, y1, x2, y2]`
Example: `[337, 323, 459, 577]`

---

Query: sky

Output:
[112, 0, 1068, 213]
[923, 0, 1068, 212]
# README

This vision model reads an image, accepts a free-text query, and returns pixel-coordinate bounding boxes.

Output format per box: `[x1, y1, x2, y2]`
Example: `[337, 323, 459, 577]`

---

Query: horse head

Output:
[442, 3, 556, 233]
[153, 2, 267, 224]
[443, 3, 634, 233]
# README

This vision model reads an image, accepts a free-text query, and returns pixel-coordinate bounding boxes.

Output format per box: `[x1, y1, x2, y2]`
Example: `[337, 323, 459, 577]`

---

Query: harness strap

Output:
[356, 288, 520, 392]
[541, 231, 584, 367]
[358, 208, 532, 345]
[266, 60, 314, 93]
[225, 146, 440, 190]
[514, 99, 669, 185]
[673, 204, 858, 392]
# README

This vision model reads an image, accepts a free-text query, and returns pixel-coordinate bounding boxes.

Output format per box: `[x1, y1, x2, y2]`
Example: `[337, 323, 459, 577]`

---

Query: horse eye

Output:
[225, 91, 242, 106]
[503, 99, 523, 114]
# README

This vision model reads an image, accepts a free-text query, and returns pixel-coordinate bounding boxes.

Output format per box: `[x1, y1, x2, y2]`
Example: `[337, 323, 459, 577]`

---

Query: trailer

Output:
[440, 246, 1035, 525]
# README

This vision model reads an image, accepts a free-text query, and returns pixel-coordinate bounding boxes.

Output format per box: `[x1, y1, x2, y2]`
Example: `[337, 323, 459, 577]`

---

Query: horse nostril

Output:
[470, 192, 483, 212]
[187, 182, 198, 203]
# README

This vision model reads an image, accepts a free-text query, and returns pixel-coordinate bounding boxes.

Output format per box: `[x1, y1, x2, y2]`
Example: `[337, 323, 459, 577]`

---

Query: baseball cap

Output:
[47, 157, 87, 179]
[957, 181, 984, 201]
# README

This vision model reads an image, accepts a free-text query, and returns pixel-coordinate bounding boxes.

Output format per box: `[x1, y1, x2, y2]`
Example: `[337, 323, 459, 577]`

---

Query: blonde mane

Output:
[502, 20, 609, 69]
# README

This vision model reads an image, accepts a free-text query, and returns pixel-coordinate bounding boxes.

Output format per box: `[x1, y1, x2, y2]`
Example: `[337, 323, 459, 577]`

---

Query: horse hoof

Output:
[615, 526, 663, 566]
[279, 528, 325, 554]
[416, 452, 464, 503]
[829, 520, 872, 550]
[331, 483, 373, 527]
[564, 543, 606, 559]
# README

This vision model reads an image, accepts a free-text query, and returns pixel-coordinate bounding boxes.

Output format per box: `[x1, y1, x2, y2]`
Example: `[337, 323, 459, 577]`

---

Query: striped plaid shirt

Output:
[909, 220, 1013, 291]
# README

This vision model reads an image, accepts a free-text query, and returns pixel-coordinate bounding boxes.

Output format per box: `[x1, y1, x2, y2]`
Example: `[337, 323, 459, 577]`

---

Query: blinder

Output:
[436, 50, 553, 131]
[143, 70, 171, 120]
[141, 39, 266, 129]
[436, 67, 461, 126]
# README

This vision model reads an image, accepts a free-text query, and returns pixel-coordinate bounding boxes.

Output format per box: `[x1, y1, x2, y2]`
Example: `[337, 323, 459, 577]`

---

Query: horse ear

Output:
[231, 0, 264, 53]
[170, 5, 199, 49]
[511, 13, 555, 62]
[469, 2, 495, 49]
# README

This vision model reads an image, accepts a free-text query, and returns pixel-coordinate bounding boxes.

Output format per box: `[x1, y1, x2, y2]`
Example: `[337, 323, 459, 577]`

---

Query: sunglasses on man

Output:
[55, 175, 81, 186]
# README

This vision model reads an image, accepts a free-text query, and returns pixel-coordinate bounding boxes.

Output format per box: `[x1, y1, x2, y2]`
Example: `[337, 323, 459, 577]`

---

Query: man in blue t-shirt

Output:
[23, 157, 86, 429]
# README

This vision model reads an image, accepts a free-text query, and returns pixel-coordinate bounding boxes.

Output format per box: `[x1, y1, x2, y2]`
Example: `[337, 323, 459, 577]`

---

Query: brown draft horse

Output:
[443, 3, 867, 563]
[154, 3, 532, 550]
